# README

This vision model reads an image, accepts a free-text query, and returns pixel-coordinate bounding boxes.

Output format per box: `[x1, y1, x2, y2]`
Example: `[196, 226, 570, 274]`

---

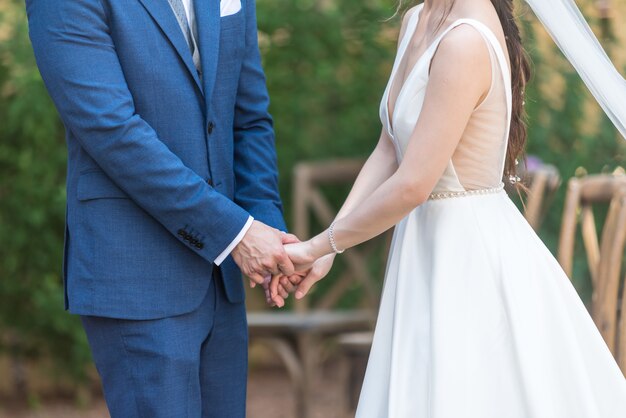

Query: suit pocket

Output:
[72, 171, 209, 287]
[220, 0, 242, 18]
[77, 170, 128, 201]
[220, 9, 244, 32]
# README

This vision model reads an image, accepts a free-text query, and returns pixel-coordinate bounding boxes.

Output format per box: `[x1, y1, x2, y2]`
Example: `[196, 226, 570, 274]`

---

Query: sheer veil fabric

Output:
[524, 0, 626, 140]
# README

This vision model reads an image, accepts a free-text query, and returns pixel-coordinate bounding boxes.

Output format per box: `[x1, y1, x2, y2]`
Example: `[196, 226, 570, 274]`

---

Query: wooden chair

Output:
[291, 159, 388, 311]
[605, 189, 626, 374]
[248, 159, 387, 418]
[505, 163, 561, 231]
[520, 164, 561, 231]
[558, 172, 626, 357]
[337, 331, 373, 412]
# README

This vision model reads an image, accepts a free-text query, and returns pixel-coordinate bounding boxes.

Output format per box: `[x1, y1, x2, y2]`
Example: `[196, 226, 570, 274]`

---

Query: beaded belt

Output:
[428, 183, 505, 200]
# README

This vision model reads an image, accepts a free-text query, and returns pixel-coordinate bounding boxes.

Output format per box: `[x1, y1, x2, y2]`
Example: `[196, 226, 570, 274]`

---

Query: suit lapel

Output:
[138, 0, 204, 95]
[194, 0, 221, 104]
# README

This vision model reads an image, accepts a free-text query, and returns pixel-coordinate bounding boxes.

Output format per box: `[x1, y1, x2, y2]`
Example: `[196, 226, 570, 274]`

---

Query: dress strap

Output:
[392, 5, 424, 75]
[382, 4, 424, 138]
[403, 5, 424, 49]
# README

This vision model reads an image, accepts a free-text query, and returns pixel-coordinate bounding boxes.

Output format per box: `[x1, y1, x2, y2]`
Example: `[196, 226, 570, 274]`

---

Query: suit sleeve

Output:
[26, 0, 250, 264]
[232, 0, 287, 232]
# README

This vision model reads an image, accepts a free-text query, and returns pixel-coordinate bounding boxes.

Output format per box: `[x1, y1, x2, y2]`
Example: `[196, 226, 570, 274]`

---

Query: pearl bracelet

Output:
[328, 221, 344, 254]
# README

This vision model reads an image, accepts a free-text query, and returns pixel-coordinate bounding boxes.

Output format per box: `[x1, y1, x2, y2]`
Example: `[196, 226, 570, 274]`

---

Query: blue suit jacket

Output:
[26, 0, 286, 319]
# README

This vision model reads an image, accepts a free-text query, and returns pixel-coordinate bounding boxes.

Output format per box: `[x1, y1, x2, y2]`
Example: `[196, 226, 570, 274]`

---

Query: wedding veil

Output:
[523, 0, 626, 140]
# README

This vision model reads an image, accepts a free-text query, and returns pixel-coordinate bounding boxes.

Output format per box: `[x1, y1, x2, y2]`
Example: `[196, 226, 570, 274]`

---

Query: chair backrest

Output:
[558, 172, 626, 356]
[594, 187, 626, 365]
[292, 159, 389, 312]
[521, 165, 561, 231]
[505, 163, 561, 231]
[558, 173, 626, 282]
[612, 190, 626, 375]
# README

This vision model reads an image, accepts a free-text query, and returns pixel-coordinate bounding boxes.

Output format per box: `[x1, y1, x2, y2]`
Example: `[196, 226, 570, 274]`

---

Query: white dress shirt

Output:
[175, 0, 254, 265]
[181, 0, 196, 25]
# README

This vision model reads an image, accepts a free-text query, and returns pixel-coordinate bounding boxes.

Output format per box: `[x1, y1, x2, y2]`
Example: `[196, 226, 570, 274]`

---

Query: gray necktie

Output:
[168, 0, 202, 75]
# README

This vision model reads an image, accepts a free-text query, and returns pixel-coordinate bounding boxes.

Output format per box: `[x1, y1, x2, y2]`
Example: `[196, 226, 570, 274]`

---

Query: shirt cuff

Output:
[214, 215, 254, 266]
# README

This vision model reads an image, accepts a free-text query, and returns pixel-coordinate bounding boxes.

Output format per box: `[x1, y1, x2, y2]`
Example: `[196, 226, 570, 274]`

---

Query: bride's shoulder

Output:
[430, 24, 491, 87]
[436, 23, 490, 62]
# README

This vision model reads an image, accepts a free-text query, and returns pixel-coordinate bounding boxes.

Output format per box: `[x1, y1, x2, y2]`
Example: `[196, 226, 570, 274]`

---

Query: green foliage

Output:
[258, 0, 397, 208]
[0, 0, 625, 383]
[0, 3, 91, 380]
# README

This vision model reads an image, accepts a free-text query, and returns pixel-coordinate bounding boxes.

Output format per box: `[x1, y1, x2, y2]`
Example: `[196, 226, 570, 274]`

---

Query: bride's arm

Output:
[269, 8, 426, 303]
[269, 131, 396, 304]
[331, 5, 427, 220]
[292, 26, 494, 265]
[335, 130, 398, 220]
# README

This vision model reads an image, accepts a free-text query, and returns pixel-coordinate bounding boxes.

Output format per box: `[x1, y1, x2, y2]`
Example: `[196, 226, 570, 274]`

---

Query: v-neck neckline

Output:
[384, 7, 513, 143]
[385, 5, 431, 136]
[385, 8, 466, 136]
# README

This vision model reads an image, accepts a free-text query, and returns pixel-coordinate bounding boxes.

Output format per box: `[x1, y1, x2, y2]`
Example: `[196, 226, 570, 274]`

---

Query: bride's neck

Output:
[422, 0, 452, 16]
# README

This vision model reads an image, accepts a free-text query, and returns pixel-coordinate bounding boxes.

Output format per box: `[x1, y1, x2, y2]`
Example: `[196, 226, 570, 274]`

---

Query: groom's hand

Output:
[259, 232, 302, 306]
[231, 221, 295, 286]
[267, 271, 306, 308]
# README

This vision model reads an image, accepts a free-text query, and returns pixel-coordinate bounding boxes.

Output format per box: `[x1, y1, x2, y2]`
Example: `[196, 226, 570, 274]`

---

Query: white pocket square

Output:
[220, 0, 241, 17]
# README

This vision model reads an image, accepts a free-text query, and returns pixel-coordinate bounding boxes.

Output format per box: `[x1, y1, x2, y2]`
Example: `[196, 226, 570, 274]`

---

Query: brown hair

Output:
[396, 0, 531, 179]
[490, 0, 531, 179]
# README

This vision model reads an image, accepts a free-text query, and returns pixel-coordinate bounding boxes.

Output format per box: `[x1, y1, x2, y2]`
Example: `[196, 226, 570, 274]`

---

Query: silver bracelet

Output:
[328, 221, 345, 254]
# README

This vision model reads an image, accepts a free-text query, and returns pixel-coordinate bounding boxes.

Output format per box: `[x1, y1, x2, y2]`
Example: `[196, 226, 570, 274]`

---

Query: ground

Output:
[0, 364, 352, 418]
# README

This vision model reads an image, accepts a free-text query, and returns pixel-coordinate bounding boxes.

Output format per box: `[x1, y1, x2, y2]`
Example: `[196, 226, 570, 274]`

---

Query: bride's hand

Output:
[268, 271, 306, 308]
[293, 254, 335, 299]
[283, 241, 317, 272]
[254, 232, 304, 307]
[269, 253, 336, 305]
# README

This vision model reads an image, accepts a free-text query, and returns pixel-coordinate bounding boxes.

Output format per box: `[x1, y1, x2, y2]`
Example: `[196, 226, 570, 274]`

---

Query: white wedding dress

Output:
[355, 6, 626, 417]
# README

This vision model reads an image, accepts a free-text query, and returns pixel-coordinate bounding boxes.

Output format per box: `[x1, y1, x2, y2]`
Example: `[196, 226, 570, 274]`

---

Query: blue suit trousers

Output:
[81, 272, 247, 418]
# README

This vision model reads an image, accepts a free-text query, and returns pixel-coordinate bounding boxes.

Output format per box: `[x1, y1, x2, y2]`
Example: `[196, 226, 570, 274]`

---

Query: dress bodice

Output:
[380, 5, 512, 194]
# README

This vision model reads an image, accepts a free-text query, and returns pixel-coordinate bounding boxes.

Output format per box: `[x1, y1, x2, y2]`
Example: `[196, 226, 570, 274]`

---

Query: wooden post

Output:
[596, 0, 612, 40]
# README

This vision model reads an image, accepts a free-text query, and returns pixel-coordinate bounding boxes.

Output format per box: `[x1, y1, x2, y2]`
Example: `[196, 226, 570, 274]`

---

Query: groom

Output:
[26, 0, 295, 415]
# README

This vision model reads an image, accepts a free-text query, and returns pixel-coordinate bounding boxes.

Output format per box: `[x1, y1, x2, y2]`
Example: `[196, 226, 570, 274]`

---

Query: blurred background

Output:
[1, 0, 626, 417]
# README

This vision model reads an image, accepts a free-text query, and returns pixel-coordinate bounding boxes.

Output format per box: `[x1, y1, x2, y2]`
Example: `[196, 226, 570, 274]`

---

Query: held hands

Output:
[267, 238, 337, 307]
[269, 253, 336, 307]
[231, 221, 296, 286]
[231, 221, 337, 307]
[231, 221, 300, 306]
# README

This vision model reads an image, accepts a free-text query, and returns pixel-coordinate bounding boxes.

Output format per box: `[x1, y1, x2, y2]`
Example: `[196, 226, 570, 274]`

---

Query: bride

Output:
[270, 0, 626, 416]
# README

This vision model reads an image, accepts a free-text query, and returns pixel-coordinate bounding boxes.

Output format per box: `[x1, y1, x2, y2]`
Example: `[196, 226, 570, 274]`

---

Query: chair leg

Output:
[257, 338, 305, 418]
[297, 332, 320, 418]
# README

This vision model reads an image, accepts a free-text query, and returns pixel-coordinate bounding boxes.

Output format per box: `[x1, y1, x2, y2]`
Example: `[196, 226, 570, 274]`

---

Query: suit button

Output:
[190, 238, 198, 245]
[177, 229, 185, 237]
[207, 178, 214, 187]
[195, 242, 204, 250]
[207, 122, 215, 135]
